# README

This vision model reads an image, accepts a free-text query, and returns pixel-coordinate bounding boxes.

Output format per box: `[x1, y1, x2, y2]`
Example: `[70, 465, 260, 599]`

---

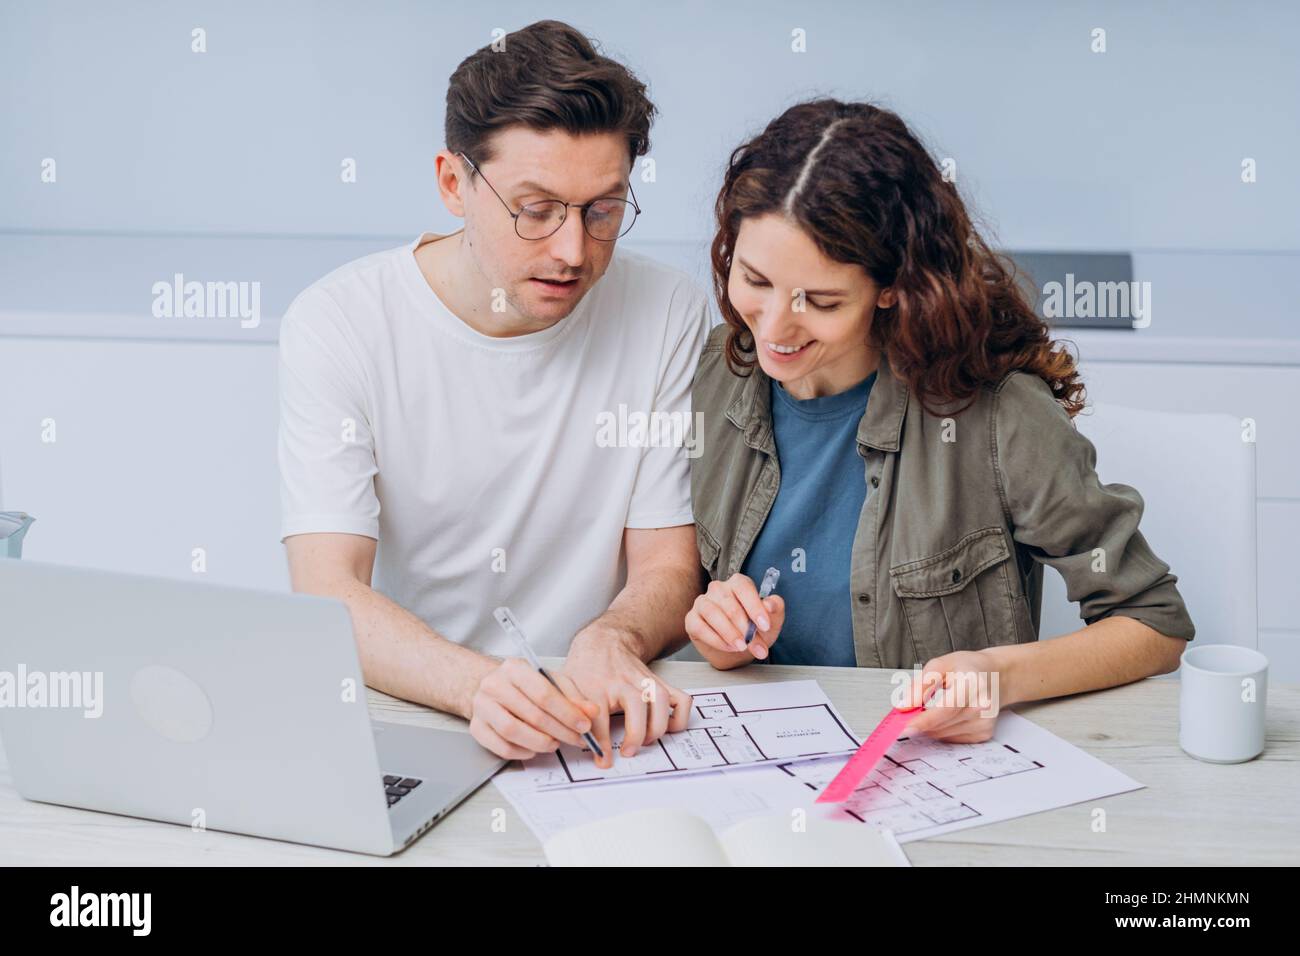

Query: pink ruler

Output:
[815, 706, 922, 804]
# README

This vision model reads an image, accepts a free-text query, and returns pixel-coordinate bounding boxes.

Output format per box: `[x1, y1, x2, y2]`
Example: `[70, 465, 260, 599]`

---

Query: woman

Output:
[685, 99, 1195, 742]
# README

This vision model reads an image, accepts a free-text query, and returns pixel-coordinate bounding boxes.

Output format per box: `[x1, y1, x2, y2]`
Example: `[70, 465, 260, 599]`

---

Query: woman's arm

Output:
[905, 616, 1186, 741]
[993, 373, 1197, 647]
[905, 373, 1196, 741]
[989, 614, 1186, 706]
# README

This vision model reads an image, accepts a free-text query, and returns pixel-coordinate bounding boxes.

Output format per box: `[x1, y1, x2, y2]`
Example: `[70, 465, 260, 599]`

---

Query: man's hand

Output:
[562, 626, 693, 767]
[468, 658, 600, 761]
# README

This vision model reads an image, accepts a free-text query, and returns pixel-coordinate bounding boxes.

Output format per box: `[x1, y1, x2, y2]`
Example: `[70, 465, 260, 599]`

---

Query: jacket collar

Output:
[724, 349, 909, 453]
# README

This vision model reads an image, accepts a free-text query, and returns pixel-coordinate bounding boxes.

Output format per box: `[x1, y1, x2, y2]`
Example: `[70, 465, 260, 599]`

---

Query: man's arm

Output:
[285, 532, 493, 718]
[578, 525, 699, 660]
[561, 524, 701, 757]
[285, 532, 599, 761]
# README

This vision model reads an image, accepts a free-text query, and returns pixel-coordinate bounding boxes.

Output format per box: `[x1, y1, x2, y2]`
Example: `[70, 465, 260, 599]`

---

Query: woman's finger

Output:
[727, 573, 770, 635]
[685, 605, 738, 653]
[696, 599, 747, 651]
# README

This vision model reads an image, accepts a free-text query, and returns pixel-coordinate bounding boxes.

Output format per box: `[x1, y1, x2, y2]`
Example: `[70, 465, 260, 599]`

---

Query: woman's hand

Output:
[685, 572, 786, 668]
[899, 650, 1007, 743]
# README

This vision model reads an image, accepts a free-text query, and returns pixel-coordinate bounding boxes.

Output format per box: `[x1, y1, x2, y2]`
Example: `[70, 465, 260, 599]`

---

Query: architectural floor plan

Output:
[506, 680, 859, 788]
[788, 710, 1144, 841]
[780, 732, 1046, 835]
[494, 690, 1145, 846]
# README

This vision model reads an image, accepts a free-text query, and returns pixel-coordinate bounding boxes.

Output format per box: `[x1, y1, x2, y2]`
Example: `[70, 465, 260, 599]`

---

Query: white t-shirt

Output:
[278, 232, 710, 657]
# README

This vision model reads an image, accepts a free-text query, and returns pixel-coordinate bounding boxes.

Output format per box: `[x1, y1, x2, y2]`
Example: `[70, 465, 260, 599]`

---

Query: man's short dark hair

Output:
[445, 19, 657, 177]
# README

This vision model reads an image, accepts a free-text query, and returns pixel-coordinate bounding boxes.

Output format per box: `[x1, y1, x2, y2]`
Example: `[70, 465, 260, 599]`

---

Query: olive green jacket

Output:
[690, 324, 1196, 669]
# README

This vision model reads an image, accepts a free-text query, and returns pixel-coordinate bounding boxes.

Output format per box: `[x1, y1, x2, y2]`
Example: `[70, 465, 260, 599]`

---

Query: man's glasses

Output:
[457, 151, 640, 242]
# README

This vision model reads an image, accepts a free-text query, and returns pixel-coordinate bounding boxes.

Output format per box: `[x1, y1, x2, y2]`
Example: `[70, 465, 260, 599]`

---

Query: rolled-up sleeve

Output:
[993, 372, 1195, 641]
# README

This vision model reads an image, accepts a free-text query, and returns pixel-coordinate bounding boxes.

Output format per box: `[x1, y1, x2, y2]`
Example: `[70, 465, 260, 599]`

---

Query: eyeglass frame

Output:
[456, 151, 641, 242]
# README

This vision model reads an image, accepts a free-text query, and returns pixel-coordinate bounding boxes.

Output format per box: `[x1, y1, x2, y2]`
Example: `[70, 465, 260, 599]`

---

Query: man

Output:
[278, 20, 710, 766]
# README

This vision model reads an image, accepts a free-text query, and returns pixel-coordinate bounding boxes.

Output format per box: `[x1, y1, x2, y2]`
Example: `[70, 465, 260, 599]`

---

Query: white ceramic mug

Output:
[1179, 644, 1268, 763]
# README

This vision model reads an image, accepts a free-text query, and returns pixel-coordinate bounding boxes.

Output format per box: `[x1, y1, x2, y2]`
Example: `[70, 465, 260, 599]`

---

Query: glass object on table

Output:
[0, 512, 34, 558]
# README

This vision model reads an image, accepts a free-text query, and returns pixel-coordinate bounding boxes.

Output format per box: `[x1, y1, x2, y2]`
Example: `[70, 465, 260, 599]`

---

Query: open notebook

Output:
[543, 808, 911, 867]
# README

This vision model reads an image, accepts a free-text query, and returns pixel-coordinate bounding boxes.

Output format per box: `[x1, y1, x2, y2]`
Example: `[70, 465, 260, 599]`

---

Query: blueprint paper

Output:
[787, 709, 1144, 843]
[494, 697, 1144, 847]
[509, 680, 860, 790]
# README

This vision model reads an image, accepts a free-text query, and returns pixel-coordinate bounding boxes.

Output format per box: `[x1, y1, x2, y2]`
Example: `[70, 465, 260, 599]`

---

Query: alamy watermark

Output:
[151, 273, 261, 329]
[595, 405, 704, 459]
[50, 886, 150, 936]
[890, 667, 1000, 718]
[0, 665, 103, 718]
[1042, 273, 1151, 328]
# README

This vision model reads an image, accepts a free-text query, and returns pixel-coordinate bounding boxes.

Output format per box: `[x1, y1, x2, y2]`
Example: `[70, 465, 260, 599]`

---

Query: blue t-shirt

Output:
[740, 371, 877, 666]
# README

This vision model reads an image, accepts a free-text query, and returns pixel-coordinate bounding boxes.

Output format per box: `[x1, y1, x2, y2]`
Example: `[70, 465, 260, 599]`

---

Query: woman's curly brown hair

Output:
[710, 98, 1085, 418]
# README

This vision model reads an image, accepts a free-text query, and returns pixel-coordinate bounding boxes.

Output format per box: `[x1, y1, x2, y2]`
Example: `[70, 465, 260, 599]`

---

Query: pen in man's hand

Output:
[744, 567, 781, 645]
[492, 606, 605, 759]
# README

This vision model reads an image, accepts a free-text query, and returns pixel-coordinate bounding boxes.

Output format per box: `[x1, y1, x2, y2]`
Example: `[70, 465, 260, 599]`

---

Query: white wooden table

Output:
[2, 660, 1296, 865]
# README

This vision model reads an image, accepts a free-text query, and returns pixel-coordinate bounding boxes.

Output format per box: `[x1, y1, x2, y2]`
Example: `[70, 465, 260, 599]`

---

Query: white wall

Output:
[0, 337, 287, 589]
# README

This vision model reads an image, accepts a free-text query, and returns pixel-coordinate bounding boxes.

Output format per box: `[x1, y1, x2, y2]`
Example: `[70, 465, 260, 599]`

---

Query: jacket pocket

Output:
[889, 526, 1019, 657]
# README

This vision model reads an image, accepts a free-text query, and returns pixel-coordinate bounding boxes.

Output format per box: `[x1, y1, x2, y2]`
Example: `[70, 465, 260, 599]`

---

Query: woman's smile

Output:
[763, 338, 816, 363]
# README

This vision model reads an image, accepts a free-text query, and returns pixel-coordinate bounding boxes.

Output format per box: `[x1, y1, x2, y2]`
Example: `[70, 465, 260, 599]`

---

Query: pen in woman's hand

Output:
[744, 567, 781, 645]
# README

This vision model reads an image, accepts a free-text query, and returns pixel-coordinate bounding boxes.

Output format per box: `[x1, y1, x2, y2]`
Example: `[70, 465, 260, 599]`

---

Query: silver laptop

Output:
[0, 558, 505, 856]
